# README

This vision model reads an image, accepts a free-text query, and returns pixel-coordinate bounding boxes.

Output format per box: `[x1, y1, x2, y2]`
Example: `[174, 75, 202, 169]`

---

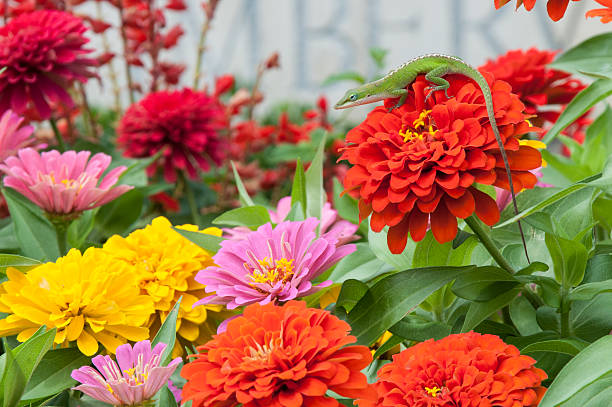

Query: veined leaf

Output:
[152, 298, 182, 365]
[213, 206, 271, 228]
[173, 228, 223, 253]
[231, 161, 254, 207]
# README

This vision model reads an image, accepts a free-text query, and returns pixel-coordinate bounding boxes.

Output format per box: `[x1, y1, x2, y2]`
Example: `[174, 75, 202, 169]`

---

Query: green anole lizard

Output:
[334, 53, 529, 262]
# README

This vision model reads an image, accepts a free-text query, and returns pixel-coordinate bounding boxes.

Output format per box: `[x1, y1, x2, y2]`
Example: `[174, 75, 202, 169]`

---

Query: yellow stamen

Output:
[399, 109, 437, 143]
[425, 386, 441, 397]
[248, 257, 295, 286]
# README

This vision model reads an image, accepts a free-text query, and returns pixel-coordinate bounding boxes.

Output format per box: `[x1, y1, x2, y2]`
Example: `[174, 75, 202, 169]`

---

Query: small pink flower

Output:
[0, 110, 43, 163]
[71, 340, 182, 406]
[496, 167, 553, 211]
[196, 218, 355, 311]
[224, 196, 360, 246]
[0, 148, 133, 215]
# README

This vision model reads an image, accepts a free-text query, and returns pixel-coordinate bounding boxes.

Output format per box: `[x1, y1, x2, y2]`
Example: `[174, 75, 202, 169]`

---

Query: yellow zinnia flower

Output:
[101, 216, 227, 353]
[0, 248, 154, 356]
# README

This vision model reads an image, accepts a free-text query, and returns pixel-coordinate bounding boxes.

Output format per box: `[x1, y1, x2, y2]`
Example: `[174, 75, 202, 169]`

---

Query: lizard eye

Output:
[349, 94, 357, 101]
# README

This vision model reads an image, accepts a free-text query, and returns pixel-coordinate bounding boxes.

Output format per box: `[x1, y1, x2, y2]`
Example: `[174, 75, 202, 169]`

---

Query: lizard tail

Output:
[471, 71, 531, 263]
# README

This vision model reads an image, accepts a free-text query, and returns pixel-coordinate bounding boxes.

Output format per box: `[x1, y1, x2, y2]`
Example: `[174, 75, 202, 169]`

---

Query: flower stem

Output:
[49, 118, 66, 152]
[193, 15, 211, 89]
[464, 215, 515, 274]
[560, 286, 572, 337]
[54, 221, 69, 256]
[180, 172, 201, 226]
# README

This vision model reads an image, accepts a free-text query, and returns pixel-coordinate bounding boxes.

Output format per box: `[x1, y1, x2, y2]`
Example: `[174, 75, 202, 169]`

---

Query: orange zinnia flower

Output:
[181, 301, 376, 407]
[586, 0, 612, 22]
[494, 0, 582, 21]
[356, 332, 547, 407]
[340, 75, 541, 253]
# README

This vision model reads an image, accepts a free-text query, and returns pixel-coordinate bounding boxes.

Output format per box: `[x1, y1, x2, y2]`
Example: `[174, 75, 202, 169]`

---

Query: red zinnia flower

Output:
[356, 332, 547, 407]
[117, 88, 226, 182]
[181, 301, 375, 407]
[494, 0, 582, 21]
[586, 0, 612, 22]
[340, 75, 541, 253]
[479, 48, 589, 140]
[0, 10, 97, 119]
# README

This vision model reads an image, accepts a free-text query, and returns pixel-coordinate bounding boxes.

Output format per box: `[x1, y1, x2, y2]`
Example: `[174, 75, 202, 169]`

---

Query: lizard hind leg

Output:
[387, 89, 409, 112]
[424, 66, 451, 103]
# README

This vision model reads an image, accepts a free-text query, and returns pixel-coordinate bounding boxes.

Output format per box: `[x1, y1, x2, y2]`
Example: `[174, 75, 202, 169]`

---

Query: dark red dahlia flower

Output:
[479, 48, 589, 141]
[356, 332, 547, 407]
[341, 74, 542, 253]
[0, 10, 97, 119]
[117, 88, 226, 182]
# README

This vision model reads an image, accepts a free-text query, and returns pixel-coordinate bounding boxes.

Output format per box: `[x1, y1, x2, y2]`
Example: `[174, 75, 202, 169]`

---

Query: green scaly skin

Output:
[334, 53, 529, 262]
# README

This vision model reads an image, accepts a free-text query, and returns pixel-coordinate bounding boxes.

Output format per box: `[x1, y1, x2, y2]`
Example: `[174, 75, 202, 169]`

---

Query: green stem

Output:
[49, 118, 66, 152]
[560, 286, 571, 337]
[521, 285, 544, 308]
[180, 172, 201, 226]
[54, 222, 69, 256]
[464, 215, 515, 274]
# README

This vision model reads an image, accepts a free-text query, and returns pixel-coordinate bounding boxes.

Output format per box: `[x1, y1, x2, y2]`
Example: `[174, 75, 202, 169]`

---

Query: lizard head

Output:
[334, 84, 386, 109]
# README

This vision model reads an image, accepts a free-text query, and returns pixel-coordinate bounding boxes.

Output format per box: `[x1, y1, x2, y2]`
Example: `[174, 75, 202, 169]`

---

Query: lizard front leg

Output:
[424, 66, 451, 102]
[387, 89, 409, 111]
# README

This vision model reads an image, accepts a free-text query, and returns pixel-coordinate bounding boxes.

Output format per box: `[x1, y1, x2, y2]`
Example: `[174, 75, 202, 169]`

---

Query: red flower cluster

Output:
[341, 75, 541, 253]
[494, 0, 582, 21]
[181, 301, 375, 407]
[357, 332, 547, 407]
[0, 10, 97, 119]
[117, 88, 226, 182]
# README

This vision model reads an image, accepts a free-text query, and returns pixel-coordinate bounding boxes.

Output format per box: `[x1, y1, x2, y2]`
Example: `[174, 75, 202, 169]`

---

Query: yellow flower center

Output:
[40, 172, 88, 192]
[248, 257, 295, 286]
[399, 109, 438, 142]
[425, 386, 442, 397]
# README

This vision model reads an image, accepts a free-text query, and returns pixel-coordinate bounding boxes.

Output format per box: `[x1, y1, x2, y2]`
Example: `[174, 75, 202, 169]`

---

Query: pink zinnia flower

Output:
[224, 196, 360, 245]
[0, 148, 133, 216]
[117, 88, 226, 183]
[71, 340, 182, 406]
[195, 218, 356, 310]
[0, 110, 43, 162]
[0, 10, 98, 119]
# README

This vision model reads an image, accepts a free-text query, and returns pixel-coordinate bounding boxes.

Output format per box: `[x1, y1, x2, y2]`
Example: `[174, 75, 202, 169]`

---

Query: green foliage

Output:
[213, 206, 271, 228]
[152, 298, 181, 366]
[173, 227, 223, 253]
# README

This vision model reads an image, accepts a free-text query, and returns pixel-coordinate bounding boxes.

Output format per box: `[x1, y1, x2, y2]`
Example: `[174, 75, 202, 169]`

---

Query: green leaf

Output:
[545, 233, 588, 287]
[569, 280, 612, 301]
[0, 254, 40, 274]
[290, 159, 307, 219]
[389, 315, 451, 342]
[549, 33, 612, 79]
[347, 266, 474, 345]
[368, 225, 417, 270]
[2, 188, 59, 262]
[173, 228, 223, 253]
[558, 373, 612, 407]
[538, 335, 612, 407]
[213, 206, 271, 228]
[152, 298, 182, 365]
[155, 386, 178, 407]
[21, 348, 90, 403]
[95, 188, 144, 236]
[461, 288, 520, 333]
[117, 151, 163, 187]
[543, 79, 612, 143]
[521, 338, 589, 356]
[335, 279, 369, 314]
[284, 202, 305, 222]
[67, 209, 96, 250]
[371, 334, 403, 360]
[231, 161, 254, 207]
[1, 342, 25, 407]
[509, 295, 540, 336]
[329, 243, 392, 284]
[12, 327, 56, 387]
[452, 266, 519, 302]
[304, 134, 326, 222]
[322, 71, 366, 86]
[332, 178, 359, 225]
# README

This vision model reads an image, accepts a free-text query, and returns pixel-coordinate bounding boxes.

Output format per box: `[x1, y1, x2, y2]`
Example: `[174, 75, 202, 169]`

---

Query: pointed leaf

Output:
[155, 385, 178, 407]
[461, 288, 520, 332]
[1, 343, 25, 407]
[304, 134, 326, 222]
[290, 159, 307, 219]
[231, 161, 254, 207]
[521, 338, 589, 356]
[152, 297, 181, 365]
[213, 206, 271, 228]
[0, 254, 40, 274]
[173, 228, 223, 253]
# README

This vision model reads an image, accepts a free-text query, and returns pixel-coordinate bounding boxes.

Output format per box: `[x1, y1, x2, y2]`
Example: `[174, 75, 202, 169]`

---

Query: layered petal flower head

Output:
[0, 110, 43, 162]
[341, 74, 542, 253]
[0, 10, 97, 119]
[181, 301, 375, 407]
[72, 340, 182, 406]
[356, 332, 547, 407]
[494, 0, 582, 21]
[195, 218, 355, 311]
[102, 216, 228, 352]
[224, 196, 359, 246]
[0, 248, 154, 355]
[479, 48, 589, 139]
[586, 0, 612, 22]
[117, 88, 226, 183]
[0, 148, 133, 217]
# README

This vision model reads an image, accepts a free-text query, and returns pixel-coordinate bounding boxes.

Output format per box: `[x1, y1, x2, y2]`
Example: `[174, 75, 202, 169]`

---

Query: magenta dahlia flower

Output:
[195, 218, 355, 310]
[0, 148, 133, 216]
[71, 340, 182, 406]
[0, 110, 43, 162]
[224, 196, 360, 246]
[0, 10, 97, 119]
[117, 88, 226, 183]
